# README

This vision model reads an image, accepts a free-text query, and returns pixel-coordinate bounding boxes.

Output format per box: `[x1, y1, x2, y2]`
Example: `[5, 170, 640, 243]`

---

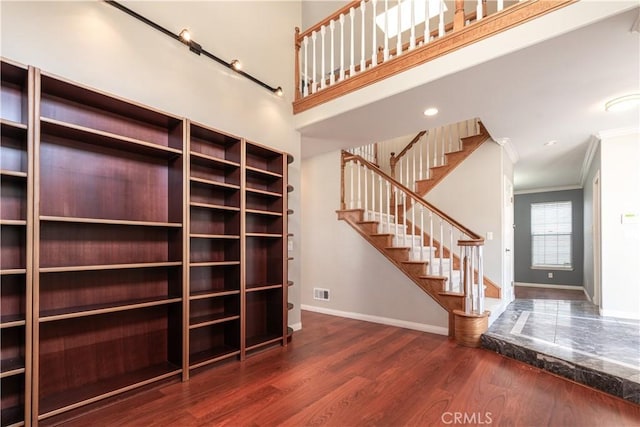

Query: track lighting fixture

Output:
[105, 1, 283, 97]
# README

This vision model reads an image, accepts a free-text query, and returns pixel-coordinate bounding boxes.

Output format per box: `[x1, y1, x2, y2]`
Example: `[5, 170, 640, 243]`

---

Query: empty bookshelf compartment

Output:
[245, 143, 283, 176]
[190, 237, 240, 264]
[39, 268, 182, 321]
[190, 265, 240, 297]
[190, 206, 239, 236]
[39, 222, 181, 269]
[1, 326, 25, 376]
[190, 124, 240, 164]
[38, 305, 182, 419]
[1, 374, 25, 427]
[246, 237, 283, 289]
[245, 212, 282, 235]
[1, 61, 28, 125]
[190, 180, 240, 209]
[1, 123, 28, 174]
[0, 225, 26, 272]
[245, 190, 283, 214]
[245, 169, 283, 194]
[38, 136, 182, 223]
[1, 275, 26, 326]
[245, 289, 283, 350]
[190, 161, 240, 188]
[40, 74, 183, 150]
[189, 295, 239, 328]
[0, 178, 26, 222]
[189, 320, 240, 368]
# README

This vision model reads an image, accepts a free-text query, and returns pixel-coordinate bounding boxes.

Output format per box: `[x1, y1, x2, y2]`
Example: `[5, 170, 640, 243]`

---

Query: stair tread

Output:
[371, 233, 394, 237]
[439, 290, 465, 297]
[357, 220, 378, 224]
[386, 246, 410, 251]
[401, 260, 428, 265]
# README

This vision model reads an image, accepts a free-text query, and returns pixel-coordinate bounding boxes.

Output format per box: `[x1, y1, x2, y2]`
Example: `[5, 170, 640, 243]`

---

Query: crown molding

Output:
[514, 185, 582, 195]
[597, 126, 640, 140]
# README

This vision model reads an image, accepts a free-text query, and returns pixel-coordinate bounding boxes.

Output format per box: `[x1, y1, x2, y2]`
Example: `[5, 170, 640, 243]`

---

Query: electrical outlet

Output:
[548, 272, 553, 279]
[313, 288, 330, 301]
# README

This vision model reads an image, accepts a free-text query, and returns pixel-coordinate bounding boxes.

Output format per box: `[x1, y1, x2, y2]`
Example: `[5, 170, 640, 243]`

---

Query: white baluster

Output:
[405, 155, 409, 187]
[303, 36, 309, 96]
[410, 0, 416, 50]
[340, 14, 345, 81]
[477, 0, 483, 22]
[394, 187, 399, 235]
[459, 232, 464, 291]
[371, 0, 378, 67]
[411, 198, 416, 255]
[402, 193, 407, 247]
[349, 7, 356, 76]
[426, 132, 430, 177]
[438, 218, 444, 276]
[320, 25, 326, 89]
[396, 0, 402, 56]
[378, 175, 383, 229]
[470, 246, 476, 312]
[438, 0, 445, 37]
[433, 127, 438, 166]
[419, 135, 424, 180]
[424, 0, 430, 44]
[420, 206, 425, 261]
[428, 211, 434, 274]
[330, 20, 335, 85]
[465, 247, 472, 313]
[498, 0, 504, 12]
[385, 181, 391, 232]
[360, 0, 366, 71]
[364, 162, 368, 218]
[412, 148, 416, 191]
[399, 161, 403, 187]
[383, 0, 390, 61]
[357, 159, 362, 209]
[349, 159, 354, 208]
[478, 246, 485, 313]
[449, 226, 453, 292]
[446, 125, 452, 153]
[311, 31, 317, 94]
[440, 128, 446, 165]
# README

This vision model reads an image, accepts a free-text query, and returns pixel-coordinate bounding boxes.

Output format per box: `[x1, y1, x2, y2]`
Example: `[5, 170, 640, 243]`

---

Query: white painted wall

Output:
[599, 131, 640, 319]
[0, 1, 302, 327]
[301, 150, 448, 333]
[425, 142, 508, 287]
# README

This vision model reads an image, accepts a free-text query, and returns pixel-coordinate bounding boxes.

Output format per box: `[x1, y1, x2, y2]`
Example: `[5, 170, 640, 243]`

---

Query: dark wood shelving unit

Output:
[186, 122, 242, 375]
[33, 70, 185, 423]
[1, 60, 290, 424]
[1, 58, 32, 427]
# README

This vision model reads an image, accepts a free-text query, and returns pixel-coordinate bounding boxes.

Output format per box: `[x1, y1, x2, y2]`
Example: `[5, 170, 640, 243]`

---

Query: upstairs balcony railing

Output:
[294, 0, 575, 113]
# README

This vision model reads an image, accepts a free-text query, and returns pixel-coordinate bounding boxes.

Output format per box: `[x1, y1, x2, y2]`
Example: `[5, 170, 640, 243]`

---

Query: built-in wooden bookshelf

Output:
[1, 59, 290, 425]
[1, 58, 32, 427]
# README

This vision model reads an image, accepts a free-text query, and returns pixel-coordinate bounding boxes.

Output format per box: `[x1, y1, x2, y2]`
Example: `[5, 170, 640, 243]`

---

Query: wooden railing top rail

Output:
[342, 150, 483, 242]
[390, 130, 427, 167]
[298, 1, 361, 40]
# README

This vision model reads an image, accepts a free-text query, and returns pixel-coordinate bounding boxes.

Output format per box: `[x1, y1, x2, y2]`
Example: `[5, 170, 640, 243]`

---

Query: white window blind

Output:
[531, 201, 572, 268]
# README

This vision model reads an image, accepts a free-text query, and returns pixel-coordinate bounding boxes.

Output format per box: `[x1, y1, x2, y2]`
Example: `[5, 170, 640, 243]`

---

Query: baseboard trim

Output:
[300, 304, 448, 336]
[515, 282, 584, 291]
[289, 322, 302, 331]
[599, 308, 640, 320]
[583, 289, 593, 303]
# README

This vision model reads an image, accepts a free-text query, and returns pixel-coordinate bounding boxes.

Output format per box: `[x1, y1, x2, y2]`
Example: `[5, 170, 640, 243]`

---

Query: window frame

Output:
[530, 200, 573, 271]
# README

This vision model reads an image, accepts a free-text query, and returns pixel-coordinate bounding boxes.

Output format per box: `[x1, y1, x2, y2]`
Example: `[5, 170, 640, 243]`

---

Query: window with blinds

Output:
[531, 201, 572, 268]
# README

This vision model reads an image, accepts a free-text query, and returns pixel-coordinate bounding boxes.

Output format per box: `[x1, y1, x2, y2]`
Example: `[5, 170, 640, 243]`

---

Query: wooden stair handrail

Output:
[342, 150, 483, 242]
[389, 131, 427, 177]
[298, 1, 361, 40]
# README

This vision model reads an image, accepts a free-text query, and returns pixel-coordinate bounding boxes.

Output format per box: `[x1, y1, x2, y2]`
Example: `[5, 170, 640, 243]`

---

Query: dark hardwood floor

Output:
[60, 311, 639, 426]
[515, 285, 587, 301]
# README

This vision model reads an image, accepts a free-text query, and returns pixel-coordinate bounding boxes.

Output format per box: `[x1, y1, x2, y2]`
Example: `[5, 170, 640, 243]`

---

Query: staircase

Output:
[338, 119, 502, 345]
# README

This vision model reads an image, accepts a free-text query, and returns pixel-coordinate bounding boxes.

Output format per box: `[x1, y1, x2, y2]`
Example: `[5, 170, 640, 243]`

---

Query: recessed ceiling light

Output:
[423, 107, 438, 117]
[544, 140, 557, 146]
[605, 94, 640, 112]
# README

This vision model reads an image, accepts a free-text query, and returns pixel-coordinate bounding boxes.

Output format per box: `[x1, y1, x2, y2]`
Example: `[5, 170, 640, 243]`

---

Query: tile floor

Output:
[482, 298, 640, 404]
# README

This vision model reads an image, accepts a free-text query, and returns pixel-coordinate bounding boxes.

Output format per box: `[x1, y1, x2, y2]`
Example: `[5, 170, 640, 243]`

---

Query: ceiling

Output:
[298, 7, 640, 192]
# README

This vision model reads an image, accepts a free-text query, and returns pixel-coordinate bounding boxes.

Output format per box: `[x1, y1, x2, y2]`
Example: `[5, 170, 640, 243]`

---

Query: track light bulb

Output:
[274, 87, 284, 97]
[179, 29, 191, 42]
[230, 60, 242, 71]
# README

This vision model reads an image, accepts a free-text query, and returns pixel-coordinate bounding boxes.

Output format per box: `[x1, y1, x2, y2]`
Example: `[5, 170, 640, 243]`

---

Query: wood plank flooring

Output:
[59, 311, 639, 426]
[515, 285, 587, 300]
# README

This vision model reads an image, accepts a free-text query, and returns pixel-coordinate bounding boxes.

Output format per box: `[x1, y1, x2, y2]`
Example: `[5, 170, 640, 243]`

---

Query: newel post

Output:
[454, 0, 465, 31]
[294, 27, 301, 101]
[389, 152, 397, 179]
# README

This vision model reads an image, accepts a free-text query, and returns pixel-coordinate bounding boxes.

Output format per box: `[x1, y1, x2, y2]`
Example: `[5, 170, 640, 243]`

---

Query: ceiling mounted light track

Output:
[104, 1, 283, 97]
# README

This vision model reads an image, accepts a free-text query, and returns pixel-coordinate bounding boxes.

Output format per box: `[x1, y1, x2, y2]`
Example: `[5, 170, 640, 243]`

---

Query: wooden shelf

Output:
[245, 165, 282, 178]
[39, 297, 182, 323]
[0, 220, 26, 226]
[246, 284, 283, 292]
[189, 314, 240, 330]
[190, 202, 240, 212]
[0, 169, 27, 179]
[246, 233, 283, 238]
[0, 269, 26, 276]
[190, 176, 240, 190]
[288, 280, 293, 287]
[245, 209, 282, 217]
[1, 405, 25, 427]
[40, 117, 182, 159]
[40, 215, 182, 228]
[190, 261, 240, 268]
[190, 290, 240, 300]
[0, 118, 27, 131]
[245, 187, 282, 198]
[287, 209, 294, 215]
[0, 316, 26, 329]
[39, 261, 182, 273]
[38, 362, 181, 420]
[0, 358, 25, 379]
[190, 233, 240, 240]
[190, 151, 240, 168]
[245, 335, 282, 352]
[189, 347, 239, 369]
